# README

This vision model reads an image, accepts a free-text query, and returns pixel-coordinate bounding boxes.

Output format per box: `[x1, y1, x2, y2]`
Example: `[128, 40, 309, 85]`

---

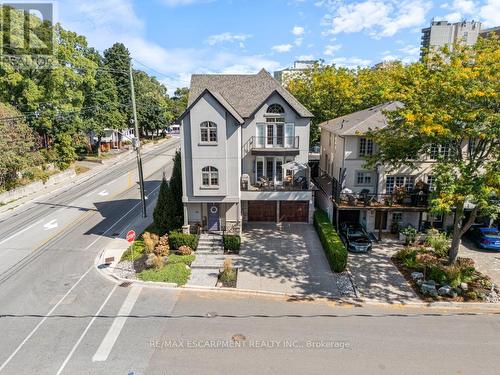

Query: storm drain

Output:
[119, 281, 132, 287]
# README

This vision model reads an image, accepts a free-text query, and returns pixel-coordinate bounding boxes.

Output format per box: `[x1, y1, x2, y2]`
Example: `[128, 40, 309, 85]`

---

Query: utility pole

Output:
[129, 63, 147, 218]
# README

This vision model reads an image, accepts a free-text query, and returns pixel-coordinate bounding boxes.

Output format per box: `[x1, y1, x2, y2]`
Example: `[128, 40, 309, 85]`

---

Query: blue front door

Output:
[207, 203, 220, 231]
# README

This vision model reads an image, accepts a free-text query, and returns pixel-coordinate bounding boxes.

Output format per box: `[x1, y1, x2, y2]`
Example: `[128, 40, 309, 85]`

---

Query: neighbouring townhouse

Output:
[179, 69, 315, 234]
[316, 102, 456, 239]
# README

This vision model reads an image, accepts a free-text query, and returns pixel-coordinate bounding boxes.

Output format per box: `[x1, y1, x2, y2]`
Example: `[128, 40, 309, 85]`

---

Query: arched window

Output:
[200, 121, 217, 143]
[267, 104, 285, 114]
[202, 166, 219, 187]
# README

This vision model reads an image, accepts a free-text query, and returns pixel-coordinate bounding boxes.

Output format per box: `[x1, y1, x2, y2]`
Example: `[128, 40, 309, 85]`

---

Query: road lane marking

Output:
[0, 219, 44, 246]
[43, 219, 59, 230]
[98, 190, 109, 197]
[0, 265, 94, 373]
[55, 284, 118, 375]
[92, 287, 142, 362]
[84, 182, 162, 251]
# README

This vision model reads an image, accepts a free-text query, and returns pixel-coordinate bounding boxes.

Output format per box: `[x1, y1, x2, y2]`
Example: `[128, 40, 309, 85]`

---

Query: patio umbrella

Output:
[281, 161, 307, 172]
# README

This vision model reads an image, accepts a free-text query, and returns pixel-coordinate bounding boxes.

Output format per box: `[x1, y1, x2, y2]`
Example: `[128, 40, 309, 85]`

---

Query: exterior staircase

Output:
[195, 233, 224, 255]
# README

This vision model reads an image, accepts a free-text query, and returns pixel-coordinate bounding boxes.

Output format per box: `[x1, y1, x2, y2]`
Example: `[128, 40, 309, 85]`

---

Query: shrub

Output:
[313, 210, 347, 273]
[121, 240, 145, 261]
[400, 226, 418, 245]
[394, 247, 418, 262]
[154, 234, 170, 257]
[169, 231, 199, 250]
[219, 258, 237, 283]
[223, 235, 241, 253]
[465, 291, 478, 300]
[425, 229, 449, 258]
[177, 245, 193, 255]
[152, 254, 164, 269]
[143, 232, 159, 253]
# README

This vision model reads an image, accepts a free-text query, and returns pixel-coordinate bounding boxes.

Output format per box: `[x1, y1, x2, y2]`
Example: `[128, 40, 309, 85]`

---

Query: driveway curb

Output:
[93, 256, 500, 312]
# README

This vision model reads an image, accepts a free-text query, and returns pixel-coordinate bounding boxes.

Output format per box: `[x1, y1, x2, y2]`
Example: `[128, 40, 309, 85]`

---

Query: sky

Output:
[55, 0, 500, 92]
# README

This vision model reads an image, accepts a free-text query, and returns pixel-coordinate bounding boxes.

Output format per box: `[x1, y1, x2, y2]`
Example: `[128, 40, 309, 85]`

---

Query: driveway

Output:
[348, 241, 420, 304]
[235, 223, 346, 298]
[460, 239, 500, 287]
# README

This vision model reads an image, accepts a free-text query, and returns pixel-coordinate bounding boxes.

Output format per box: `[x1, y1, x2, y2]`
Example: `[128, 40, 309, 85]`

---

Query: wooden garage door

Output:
[248, 201, 277, 222]
[280, 201, 309, 222]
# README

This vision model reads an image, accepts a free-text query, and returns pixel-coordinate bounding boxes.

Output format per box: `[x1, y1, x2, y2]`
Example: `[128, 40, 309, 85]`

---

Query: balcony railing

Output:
[246, 136, 300, 151]
[337, 192, 429, 208]
[241, 176, 312, 192]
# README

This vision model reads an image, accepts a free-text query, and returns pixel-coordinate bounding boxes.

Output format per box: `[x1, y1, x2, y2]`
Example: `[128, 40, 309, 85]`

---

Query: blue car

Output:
[469, 227, 500, 250]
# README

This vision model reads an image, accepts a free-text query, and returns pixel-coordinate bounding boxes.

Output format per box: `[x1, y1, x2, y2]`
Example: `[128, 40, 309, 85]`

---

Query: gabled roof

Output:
[319, 101, 403, 136]
[185, 69, 313, 120]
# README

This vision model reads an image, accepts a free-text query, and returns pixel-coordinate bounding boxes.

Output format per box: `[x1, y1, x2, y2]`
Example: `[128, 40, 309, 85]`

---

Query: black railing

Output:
[337, 192, 429, 208]
[250, 136, 299, 149]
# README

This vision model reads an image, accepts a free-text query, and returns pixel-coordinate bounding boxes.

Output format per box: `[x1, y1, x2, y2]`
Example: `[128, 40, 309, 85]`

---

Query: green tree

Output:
[287, 63, 403, 145]
[0, 104, 35, 190]
[366, 38, 500, 264]
[83, 52, 125, 155]
[103, 43, 131, 121]
[170, 87, 189, 120]
[153, 151, 183, 234]
[133, 70, 173, 137]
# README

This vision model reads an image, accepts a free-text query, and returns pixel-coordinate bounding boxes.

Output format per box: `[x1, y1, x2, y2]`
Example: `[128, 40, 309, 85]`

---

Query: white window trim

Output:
[201, 166, 219, 188]
[200, 121, 218, 144]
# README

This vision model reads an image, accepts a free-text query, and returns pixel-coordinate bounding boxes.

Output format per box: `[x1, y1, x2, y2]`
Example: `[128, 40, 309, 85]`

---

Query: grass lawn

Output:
[121, 240, 146, 261]
[138, 263, 191, 285]
[167, 254, 195, 265]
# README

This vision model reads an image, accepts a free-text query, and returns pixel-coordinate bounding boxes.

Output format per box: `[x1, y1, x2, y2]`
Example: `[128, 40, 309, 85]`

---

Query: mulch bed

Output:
[217, 269, 238, 288]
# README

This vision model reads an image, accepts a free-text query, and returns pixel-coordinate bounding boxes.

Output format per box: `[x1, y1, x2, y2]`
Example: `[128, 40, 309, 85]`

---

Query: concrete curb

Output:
[94, 255, 500, 312]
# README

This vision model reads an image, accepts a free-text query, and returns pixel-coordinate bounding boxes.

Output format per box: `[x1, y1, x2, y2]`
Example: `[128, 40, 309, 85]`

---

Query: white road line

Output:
[0, 265, 94, 373]
[84, 183, 162, 251]
[55, 284, 118, 375]
[92, 287, 142, 362]
[0, 219, 44, 246]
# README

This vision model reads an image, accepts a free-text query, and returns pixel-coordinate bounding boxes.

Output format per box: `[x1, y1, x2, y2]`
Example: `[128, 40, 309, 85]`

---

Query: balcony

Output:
[240, 175, 314, 201]
[337, 191, 429, 210]
[245, 136, 300, 156]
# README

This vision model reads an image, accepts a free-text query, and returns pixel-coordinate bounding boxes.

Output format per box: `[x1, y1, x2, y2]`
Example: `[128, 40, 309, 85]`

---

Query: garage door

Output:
[280, 201, 309, 222]
[248, 201, 277, 222]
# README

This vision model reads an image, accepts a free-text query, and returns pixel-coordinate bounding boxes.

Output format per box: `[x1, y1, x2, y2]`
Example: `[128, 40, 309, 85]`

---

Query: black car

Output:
[340, 223, 373, 253]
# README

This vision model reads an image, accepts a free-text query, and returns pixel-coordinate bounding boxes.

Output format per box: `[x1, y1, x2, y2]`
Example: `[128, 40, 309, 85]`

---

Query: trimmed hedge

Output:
[223, 235, 241, 253]
[313, 210, 348, 273]
[168, 231, 199, 250]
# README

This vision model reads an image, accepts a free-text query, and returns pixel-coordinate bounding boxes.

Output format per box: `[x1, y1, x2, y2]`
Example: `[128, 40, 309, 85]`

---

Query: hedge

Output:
[223, 235, 241, 253]
[168, 231, 199, 250]
[313, 210, 348, 272]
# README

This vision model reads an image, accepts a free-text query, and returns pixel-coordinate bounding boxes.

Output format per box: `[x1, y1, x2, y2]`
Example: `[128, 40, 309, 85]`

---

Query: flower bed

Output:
[393, 245, 498, 302]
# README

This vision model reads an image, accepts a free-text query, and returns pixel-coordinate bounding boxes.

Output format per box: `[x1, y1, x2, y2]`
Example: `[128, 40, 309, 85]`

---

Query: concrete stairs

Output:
[196, 233, 224, 255]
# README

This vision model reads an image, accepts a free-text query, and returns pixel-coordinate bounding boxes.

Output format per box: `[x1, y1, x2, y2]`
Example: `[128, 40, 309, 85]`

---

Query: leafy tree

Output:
[366, 37, 500, 265]
[153, 151, 183, 234]
[0, 104, 35, 190]
[83, 52, 125, 155]
[103, 43, 131, 119]
[287, 63, 403, 145]
[133, 70, 173, 137]
[170, 87, 189, 120]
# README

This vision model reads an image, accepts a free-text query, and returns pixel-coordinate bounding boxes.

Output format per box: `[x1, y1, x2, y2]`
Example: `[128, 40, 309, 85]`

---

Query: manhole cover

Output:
[119, 281, 132, 287]
[206, 311, 218, 318]
[232, 334, 246, 342]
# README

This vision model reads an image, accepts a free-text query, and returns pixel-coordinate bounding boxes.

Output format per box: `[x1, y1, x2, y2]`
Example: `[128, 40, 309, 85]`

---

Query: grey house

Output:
[179, 69, 314, 234]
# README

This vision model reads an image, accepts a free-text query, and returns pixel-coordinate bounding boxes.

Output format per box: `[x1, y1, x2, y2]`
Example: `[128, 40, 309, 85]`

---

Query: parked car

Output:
[340, 223, 373, 253]
[467, 226, 500, 250]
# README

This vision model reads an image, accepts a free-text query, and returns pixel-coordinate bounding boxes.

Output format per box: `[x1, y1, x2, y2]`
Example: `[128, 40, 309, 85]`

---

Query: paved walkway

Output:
[234, 223, 343, 298]
[348, 242, 420, 304]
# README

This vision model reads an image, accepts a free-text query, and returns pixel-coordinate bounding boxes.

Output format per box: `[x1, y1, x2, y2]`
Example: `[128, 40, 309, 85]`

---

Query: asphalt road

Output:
[0, 137, 499, 375]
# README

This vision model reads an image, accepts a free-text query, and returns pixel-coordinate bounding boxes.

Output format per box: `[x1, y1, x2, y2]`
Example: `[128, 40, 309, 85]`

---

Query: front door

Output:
[207, 203, 220, 231]
[375, 211, 388, 230]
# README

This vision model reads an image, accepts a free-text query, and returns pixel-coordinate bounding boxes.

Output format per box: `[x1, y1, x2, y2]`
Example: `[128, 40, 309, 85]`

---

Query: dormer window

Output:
[200, 121, 217, 143]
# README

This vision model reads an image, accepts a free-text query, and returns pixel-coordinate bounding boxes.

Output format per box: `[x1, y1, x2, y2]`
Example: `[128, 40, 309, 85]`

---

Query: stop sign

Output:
[126, 230, 136, 243]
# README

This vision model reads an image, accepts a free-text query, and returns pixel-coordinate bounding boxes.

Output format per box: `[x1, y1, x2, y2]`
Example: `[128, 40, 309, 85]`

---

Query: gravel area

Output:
[113, 261, 138, 280]
[335, 272, 357, 297]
